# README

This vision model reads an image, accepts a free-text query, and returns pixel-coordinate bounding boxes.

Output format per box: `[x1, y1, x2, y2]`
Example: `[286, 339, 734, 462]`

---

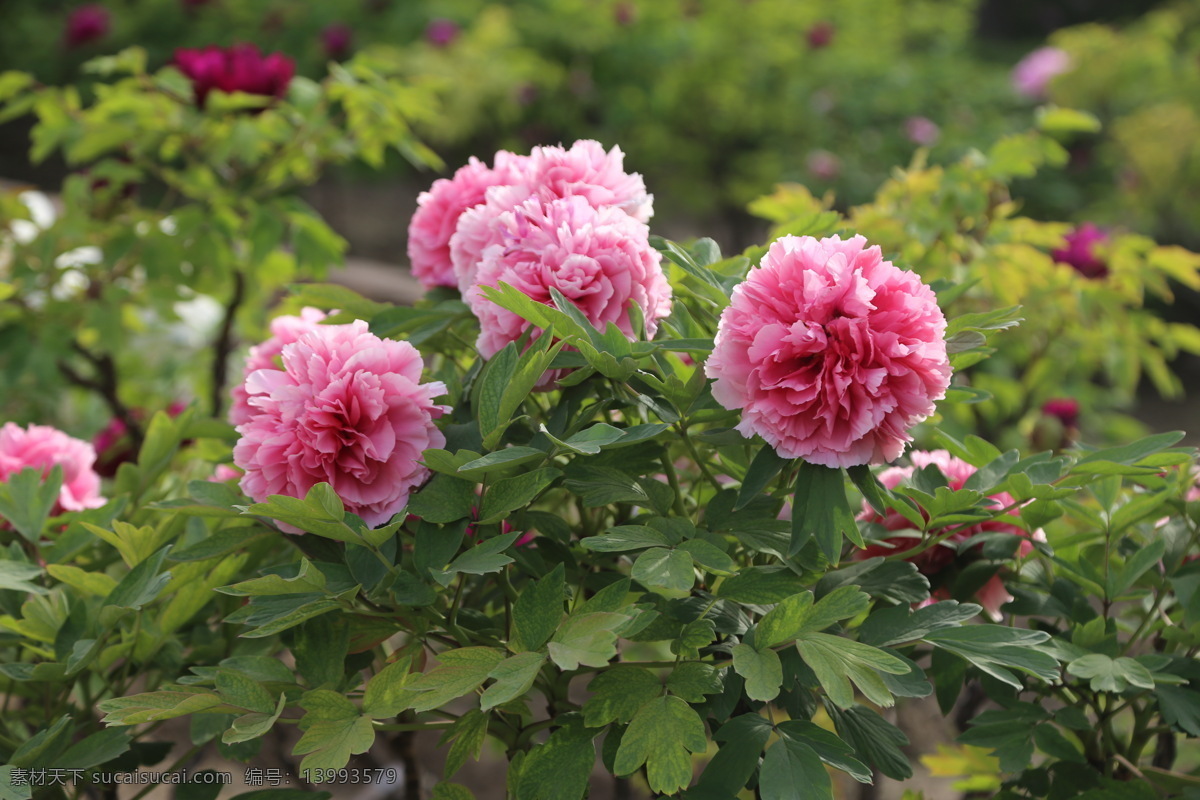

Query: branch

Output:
[58, 343, 143, 447]
[209, 270, 246, 419]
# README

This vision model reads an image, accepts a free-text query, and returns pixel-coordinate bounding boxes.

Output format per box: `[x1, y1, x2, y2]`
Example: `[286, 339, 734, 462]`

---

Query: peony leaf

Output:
[731, 643, 783, 702]
[613, 696, 708, 795]
[791, 462, 860, 562]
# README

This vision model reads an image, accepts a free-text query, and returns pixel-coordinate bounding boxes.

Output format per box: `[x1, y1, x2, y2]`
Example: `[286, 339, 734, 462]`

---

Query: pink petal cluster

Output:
[706, 234, 951, 468]
[425, 18, 460, 47]
[407, 153, 527, 289]
[1011, 46, 1071, 99]
[174, 44, 296, 108]
[857, 450, 1038, 620]
[233, 321, 448, 530]
[465, 195, 671, 360]
[1052, 223, 1108, 279]
[904, 116, 941, 147]
[65, 5, 110, 48]
[230, 308, 328, 426]
[0, 423, 105, 514]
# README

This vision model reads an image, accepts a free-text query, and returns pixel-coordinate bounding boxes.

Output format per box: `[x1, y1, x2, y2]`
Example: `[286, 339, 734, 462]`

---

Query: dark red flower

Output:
[321, 24, 354, 60]
[173, 44, 295, 108]
[65, 5, 110, 49]
[807, 21, 834, 49]
[1052, 223, 1108, 279]
[425, 18, 460, 47]
[1042, 398, 1080, 429]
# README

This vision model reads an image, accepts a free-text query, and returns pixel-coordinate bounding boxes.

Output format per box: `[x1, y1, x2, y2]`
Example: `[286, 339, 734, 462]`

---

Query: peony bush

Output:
[1, 48, 1200, 800]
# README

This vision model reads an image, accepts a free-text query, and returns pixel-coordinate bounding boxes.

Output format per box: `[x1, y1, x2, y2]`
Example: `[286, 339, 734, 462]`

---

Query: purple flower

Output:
[174, 44, 296, 108]
[426, 18, 460, 48]
[1052, 223, 1108, 279]
[65, 5, 110, 49]
[321, 24, 353, 61]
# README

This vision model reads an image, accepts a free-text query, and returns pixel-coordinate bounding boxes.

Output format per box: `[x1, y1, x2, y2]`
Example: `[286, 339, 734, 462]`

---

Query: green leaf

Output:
[1074, 432, 1186, 468]
[293, 614, 350, 689]
[550, 423, 628, 455]
[9, 716, 73, 768]
[732, 644, 784, 701]
[105, 545, 173, 610]
[666, 662, 723, 702]
[445, 531, 521, 577]
[218, 559, 329, 597]
[716, 566, 807, 604]
[757, 587, 870, 649]
[1156, 686, 1200, 736]
[632, 548, 694, 595]
[760, 737, 832, 800]
[0, 766, 31, 800]
[480, 652, 544, 711]
[0, 466, 62, 541]
[293, 690, 375, 772]
[777, 720, 871, 784]
[858, 601, 982, 648]
[580, 525, 672, 552]
[440, 709, 489, 778]
[791, 463, 859, 562]
[613, 696, 708, 795]
[0, 560, 47, 595]
[223, 696, 286, 745]
[547, 612, 627, 670]
[678, 540, 736, 576]
[363, 654, 416, 719]
[691, 714, 773, 797]
[98, 690, 223, 725]
[1066, 654, 1155, 693]
[512, 563, 565, 652]
[243, 488, 359, 542]
[475, 342, 520, 446]
[563, 466, 651, 507]
[215, 669, 276, 714]
[829, 705, 912, 780]
[456, 447, 547, 479]
[408, 474, 476, 523]
[736, 448, 789, 511]
[1107, 539, 1166, 599]
[582, 667, 661, 727]
[516, 716, 597, 800]
[923, 626, 1058, 688]
[796, 632, 909, 708]
[58, 728, 133, 769]
[407, 648, 506, 713]
[1036, 106, 1102, 135]
[478, 468, 561, 524]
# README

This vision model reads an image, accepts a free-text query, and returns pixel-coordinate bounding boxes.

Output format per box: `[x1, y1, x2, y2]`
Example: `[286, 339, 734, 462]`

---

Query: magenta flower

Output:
[173, 44, 296, 107]
[1052, 223, 1108, 279]
[65, 5, 110, 48]
[1041, 398, 1079, 429]
[230, 307, 328, 426]
[856, 450, 1038, 620]
[465, 195, 671, 362]
[904, 116, 940, 147]
[807, 21, 835, 49]
[234, 321, 448, 530]
[426, 18, 460, 47]
[321, 24, 353, 61]
[0, 423, 104, 515]
[449, 140, 652, 293]
[706, 234, 951, 468]
[407, 152, 529, 290]
[1011, 46, 1071, 99]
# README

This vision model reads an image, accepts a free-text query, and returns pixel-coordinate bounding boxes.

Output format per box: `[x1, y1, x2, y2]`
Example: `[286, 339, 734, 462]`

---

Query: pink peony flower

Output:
[465, 195, 671, 361]
[174, 44, 295, 108]
[707, 235, 951, 468]
[426, 18, 460, 47]
[857, 450, 1037, 620]
[449, 140, 652, 293]
[65, 5, 110, 48]
[904, 116, 941, 147]
[210, 464, 242, 482]
[233, 321, 448, 530]
[230, 308, 328, 426]
[1052, 223, 1108, 279]
[408, 152, 529, 290]
[0, 423, 105, 515]
[320, 24, 354, 61]
[1011, 46, 1071, 99]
